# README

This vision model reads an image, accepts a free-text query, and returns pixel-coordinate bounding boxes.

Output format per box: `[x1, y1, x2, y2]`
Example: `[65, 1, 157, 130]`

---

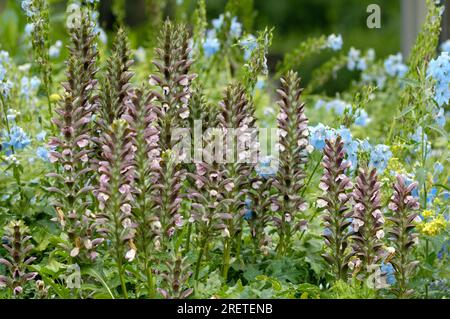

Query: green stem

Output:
[185, 223, 192, 254]
[194, 235, 208, 283]
[222, 238, 232, 280]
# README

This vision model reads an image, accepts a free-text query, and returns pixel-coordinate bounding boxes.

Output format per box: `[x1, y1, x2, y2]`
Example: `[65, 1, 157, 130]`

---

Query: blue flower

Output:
[427, 52, 450, 107]
[212, 15, 224, 30]
[0, 80, 13, 99]
[441, 40, 450, 53]
[434, 162, 444, 176]
[353, 109, 370, 127]
[211, 14, 241, 38]
[2, 125, 31, 154]
[36, 131, 47, 142]
[427, 187, 438, 204]
[49, 40, 63, 58]
[203, 36, 220, 57]
[230, 17, 242, 38]
[381, 262, 396, 285]
[326, 34, 343, 51]
[24, 23, 34, 37]
[36, 146, 50, 161]
[384, 53, 408, 77]
[369, 144, 392, 174]
[326, 99, 351, 115]
[244, 197, 253, 221]
[410, 127, 425, 143]
[359, 139, 372, 152]
[438, 240, 449, 260]
[240, 34, 257, 60]
[20, 76, 41, 98]
[347, 47, 362, 71]
[309, 123, 336, 151]
[433, 107, 446, 128]
[21, 0, 36, 17]
[255, 156, 278, 179]
[255, 78, 265, 90]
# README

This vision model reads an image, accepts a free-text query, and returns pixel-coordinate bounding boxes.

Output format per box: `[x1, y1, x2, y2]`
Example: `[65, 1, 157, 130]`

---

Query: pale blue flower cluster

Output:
[90, 11, 107, 44]
[255, 156, 278, 179]
[353, 109, 370, 127]
[309, 124, 391, 172]
[315, 99, 351, 115]
[1, 126, 31, 154]
[203, 35, 220, 57]
[427, 52, 450, 107]
[315, 99, 370, 127]
[432, 107, 446, 128]
[380, 262, 396, 285]
[36, 146, 50, 161]
[325, 34, 343, 51]
[36, 131, 47, 142]
[0, 51, 13, 99]
[361, 70, 386, 89]
[49, 40, 63, 58]
[244, 197, 253, 221]
[21, 0, 37, 18]
[409, 127, 431, 157]
[239, 34, 257, 60]
[20, 76, 41, 99]
[347, 48, 374, 71]
[368, 144, 392, 174]
[309, 125, 358, 168]
[24, 23, 34, 37]
[384, 53, 408, 77]
[440, 40, 450, 52]
[434, 162, 444, 176]
[203, 14, 242, 58]
[212, 15, 242, 38]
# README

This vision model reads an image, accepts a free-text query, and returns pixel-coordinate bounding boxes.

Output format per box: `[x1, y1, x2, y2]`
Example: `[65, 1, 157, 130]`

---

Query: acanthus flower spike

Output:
[272, 71, 310, 256]
[47, 9, 102, 263]
[123, 88, 160, 298]
[0, 220, 38, 297]
[319, 136, 355, 280]
[149, 20, 197, 152]
[95, 118, 136, 299]
[387, 174, 420, 298]
[350, 167, 384, 279]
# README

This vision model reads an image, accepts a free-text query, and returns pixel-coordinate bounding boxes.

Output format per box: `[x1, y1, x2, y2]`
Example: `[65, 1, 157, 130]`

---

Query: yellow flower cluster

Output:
[417, 214, 447, 237]
[386, 157, 405, 175]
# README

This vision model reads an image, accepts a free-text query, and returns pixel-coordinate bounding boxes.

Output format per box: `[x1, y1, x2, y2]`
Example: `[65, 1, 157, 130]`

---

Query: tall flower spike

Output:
[0, 220, 38, 297]
[98, 27, 134, 126]
[217, 83, 257, 279]
[123, 88, 160, 298]
[272, 71, 310, 256]
[188, 128, 233, 282]
[152, 150, 186, 247]
[319, 136, 354, 280]
[351, 167, 384, 277]
[95, 119, 136, 299]
[47, 10, 102, 262]
[149, 20, 196, 151]
[157, 254, 193, 299]
[387, 175, 420, 298]
[246, 156, 278, 258]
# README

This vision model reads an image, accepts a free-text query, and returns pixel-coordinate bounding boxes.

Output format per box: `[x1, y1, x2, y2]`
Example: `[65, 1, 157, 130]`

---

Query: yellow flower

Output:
[50, 93, 61, 102]
[418, 215, 447, 237]
[422, 209, 434, 219]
